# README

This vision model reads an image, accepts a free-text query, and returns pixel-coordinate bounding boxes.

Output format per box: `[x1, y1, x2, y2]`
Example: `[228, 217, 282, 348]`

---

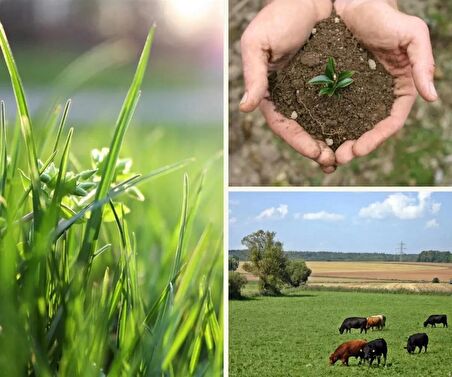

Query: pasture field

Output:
[229, 289, 452, 377]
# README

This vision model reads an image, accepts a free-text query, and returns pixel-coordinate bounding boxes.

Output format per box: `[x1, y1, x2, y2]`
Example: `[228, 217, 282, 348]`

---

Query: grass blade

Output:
[0, 101, 7, 205]
[78, 25, 156, 268]
[0, 23, 43, 223]
[51, 99, 72, 156]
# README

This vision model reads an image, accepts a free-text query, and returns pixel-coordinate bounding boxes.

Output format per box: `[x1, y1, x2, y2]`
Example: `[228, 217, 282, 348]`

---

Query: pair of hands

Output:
[239, 0, 438, 173]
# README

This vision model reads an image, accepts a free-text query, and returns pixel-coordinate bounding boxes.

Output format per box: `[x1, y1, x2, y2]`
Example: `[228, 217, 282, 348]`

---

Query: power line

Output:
[397, 241, 406, 262]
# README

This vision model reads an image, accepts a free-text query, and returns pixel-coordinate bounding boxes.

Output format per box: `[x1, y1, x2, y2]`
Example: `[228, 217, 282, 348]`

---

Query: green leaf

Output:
[338, 70, 355, 81]
[336, 77, 354, 89]
[325, 57, 336, 80]
[308, 75, 333, 85]
[318, 87, 333, 96]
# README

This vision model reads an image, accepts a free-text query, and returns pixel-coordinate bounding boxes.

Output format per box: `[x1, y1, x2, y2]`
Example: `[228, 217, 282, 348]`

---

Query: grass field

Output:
[229, 289, 451, 377]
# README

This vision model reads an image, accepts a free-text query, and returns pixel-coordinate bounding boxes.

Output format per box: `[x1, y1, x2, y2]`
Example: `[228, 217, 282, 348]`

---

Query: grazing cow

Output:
[329, 339, 368, 366]
[405, 333, 428, 354]
[366, 316, 384, 331]
[339, 317, 368, 334]
[423, 314, 448, 328]
[370, 314, 386, 328]
[362, 338, 387, 366]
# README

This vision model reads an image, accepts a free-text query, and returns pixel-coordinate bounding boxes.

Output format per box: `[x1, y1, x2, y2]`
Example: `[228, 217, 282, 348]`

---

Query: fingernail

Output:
[429, 82, 438, 99]
[240, 92, 248, 105]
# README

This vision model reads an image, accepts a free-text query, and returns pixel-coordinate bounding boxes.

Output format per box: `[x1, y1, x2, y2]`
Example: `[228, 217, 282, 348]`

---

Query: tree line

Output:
[230, 249, 452, 263]
[417, 250, 452, 263]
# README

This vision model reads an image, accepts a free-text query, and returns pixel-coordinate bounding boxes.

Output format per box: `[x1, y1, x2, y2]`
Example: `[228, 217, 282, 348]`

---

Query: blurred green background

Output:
[229, 0, 452, 186]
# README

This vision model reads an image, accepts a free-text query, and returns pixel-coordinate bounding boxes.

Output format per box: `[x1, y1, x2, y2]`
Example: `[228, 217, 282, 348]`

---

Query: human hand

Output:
[239, 0, 336, 174]
[334, 0, 438, 164]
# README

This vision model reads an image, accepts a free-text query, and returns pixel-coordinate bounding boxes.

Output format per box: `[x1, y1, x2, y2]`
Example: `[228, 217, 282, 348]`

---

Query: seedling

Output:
[308, 57, 354, 96]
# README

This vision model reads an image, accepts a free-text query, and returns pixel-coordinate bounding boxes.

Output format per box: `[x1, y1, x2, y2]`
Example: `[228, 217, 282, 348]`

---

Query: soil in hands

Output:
[268, 14, 394, 151]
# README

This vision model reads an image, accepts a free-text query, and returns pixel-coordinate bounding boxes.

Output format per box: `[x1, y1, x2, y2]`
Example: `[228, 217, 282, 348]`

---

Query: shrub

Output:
[229, 272, 248, 299]
[229, 255, 239, 271]
[285, 260, 312, 287]
[242, 261, 253, 273]
[432, 277, 440, 283]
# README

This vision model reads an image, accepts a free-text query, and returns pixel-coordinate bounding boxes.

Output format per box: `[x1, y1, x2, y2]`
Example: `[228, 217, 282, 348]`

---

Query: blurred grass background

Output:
[229, 0, 452, 186]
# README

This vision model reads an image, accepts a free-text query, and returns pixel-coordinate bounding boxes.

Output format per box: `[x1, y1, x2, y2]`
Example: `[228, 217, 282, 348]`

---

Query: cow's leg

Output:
[418, 346, 422, 354]
[425, 344, 428, 353]
[383, 353, 387, 366]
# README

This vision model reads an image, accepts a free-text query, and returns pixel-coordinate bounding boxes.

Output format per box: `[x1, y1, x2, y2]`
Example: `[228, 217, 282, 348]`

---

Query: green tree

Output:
[229, 272, 248, 299]
[285, 260, 312, 287]
[229, 255, 239, 271]
[241, 230, 288, 295]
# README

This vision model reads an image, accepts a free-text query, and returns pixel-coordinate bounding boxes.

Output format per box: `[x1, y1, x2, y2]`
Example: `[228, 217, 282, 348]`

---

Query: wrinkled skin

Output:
[240, 0, 336, 173]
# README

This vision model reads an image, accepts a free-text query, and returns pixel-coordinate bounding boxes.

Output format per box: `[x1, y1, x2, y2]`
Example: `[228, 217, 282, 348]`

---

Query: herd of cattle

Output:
[329, 314, 448, 366]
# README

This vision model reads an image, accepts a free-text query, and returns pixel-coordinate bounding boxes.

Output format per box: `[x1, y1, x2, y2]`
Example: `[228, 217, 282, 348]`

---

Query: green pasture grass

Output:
[0, 22, 222, 377]
[229, 290, 451, 377]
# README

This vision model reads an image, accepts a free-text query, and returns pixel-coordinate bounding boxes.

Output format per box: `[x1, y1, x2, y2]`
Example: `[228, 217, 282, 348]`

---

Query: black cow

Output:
[405, 333, 428, 354]
[423, 314, 448, 328]
[339, 317, 368, 334]
[362, 338, 387, 366]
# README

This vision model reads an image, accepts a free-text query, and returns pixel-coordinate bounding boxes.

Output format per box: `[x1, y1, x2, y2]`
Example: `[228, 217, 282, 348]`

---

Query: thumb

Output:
[239, 32, 269, 112]
[406, 17, 438, 102]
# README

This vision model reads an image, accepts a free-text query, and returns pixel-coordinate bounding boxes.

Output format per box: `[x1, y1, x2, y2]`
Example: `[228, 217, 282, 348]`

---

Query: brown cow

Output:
[366, 316, 383, 330]
[329, 339, 368, 366]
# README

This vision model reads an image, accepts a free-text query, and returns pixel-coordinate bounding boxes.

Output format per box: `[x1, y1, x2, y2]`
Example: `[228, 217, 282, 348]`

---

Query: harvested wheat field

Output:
[238, 261, 452, 293]
[307, 261, 452, 281]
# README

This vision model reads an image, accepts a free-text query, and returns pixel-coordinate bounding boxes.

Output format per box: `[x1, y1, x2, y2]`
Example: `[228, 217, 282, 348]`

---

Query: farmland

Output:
[229, 290, 452, 377]
[237, 261, 452, 293]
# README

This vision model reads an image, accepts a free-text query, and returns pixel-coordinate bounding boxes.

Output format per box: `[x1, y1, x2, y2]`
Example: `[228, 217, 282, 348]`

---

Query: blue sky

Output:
[229, 191, 452, 253]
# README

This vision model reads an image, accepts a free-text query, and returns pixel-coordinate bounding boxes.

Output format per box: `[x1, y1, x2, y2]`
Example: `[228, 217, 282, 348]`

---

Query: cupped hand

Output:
[334, 0, 438, 164]
[239, 0, 336, 173]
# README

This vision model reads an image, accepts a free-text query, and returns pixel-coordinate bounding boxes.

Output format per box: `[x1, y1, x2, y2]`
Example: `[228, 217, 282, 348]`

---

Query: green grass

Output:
[0, 22, 222, 377]
[229, 290, 451, 377]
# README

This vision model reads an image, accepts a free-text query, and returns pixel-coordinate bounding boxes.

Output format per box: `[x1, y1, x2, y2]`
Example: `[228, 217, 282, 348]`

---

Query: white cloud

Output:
[256, 204, 288, 220]
[425, 219, 439, 229]
[432, 202, 441, 214]
[359, 192, 440, 220]
[297, 211, 344, 221]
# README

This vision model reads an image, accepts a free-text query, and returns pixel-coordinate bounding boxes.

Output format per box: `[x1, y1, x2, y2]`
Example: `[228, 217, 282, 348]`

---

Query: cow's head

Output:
[362, 345, 375, 360]
[329, 353, 338, 365]
[338, 327, 344, 334]
[423, 321, 428, 328]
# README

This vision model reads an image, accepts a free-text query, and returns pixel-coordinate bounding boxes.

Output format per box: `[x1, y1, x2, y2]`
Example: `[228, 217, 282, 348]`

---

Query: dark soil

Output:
[269, 14, 394, 151]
